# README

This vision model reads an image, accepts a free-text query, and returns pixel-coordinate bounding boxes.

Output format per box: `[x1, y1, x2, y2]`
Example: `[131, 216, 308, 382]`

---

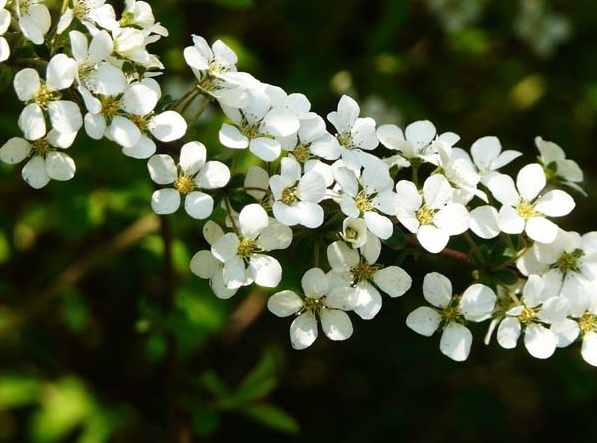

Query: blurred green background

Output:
[2, 0, 597, 441]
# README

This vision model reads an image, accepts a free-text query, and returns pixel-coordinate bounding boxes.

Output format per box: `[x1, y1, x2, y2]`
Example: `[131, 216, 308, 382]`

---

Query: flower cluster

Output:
[1, 1, 595, 367]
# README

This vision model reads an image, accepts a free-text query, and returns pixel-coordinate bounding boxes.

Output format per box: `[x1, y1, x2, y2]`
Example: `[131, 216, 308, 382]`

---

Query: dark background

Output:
[1, 0, 597, 441]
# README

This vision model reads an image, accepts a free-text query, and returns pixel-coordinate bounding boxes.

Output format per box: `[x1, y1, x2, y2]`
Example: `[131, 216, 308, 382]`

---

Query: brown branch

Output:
[405, 234, 474, 267]
[3, 213, 160, 339]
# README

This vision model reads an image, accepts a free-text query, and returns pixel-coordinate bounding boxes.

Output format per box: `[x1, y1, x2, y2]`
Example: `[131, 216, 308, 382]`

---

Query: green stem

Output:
[223, 198, 240, 235]
[189, 95, 212, 123]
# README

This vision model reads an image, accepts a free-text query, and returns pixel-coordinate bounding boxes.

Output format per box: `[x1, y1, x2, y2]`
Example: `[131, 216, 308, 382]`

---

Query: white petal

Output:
[440, 323, 472, 362]
[405, 120, 436, 150]
[534, 190, 575, 217]
[249, 254, 282, 288]
[353, 282, 383, 320]
[179, 141, 206, 175]
[325, 286, 358, 311]
[395, 179, 422, 211]
[434, 203, 469, 236]
[497, 205, 525, 235]
[195, 161, 230, 189]
[203, 221, 225, 246]
[294, 201, 324, 228]
[223, 255, 248, 289]
[524, 324, 557, 359]
[190, 250, 220, 279]
[45, 151, 75, 181]
[263, 108, 299, 137]
[423, 174, 452, 209]
[14, 68, 40, 101]
[249, 137, 281, 162]
[320, 309, 353, 341]
[406, 306, 441, 336]
[376, 124, 405, 151]
[212, 233, 240, 263]
[19, 4, 51, 44]
[497, 317, 521, 349]
[19, 104, 46, 140]
[487, 173, 519, 206]
[110, 116, 141, 148]
[526, 217, 558, 244]
[301, 268, 328, 299]
[364, 212, 393, 240]
[373, 266, 412, 298]
[516, 163, 546, 201]
[422, 272, 453, 308]
[272, 202, 299, 226]
[0, 37, 9, 62]
[219, 123, 248, 149]
[122, 134, 155, 159]
[150, 111, 186, 142]
[469, 206, 500, 239]
[581, 332, 597, 366]
[471, 136, 501, 171]
[183, 45, 209, 71]
[46, 54, 77, 91]
[267, 290, 303, 317]
[147, 154, 177, 185]
[211, 272, 238, 299]
[184, 191, 214, 219]
[327, 241, 359, 273]
[537, 297, 569, 324]
[417, 225, 449, 254]
[256, 222, 292, 251]
[94, 62, 127, 96]
[22, 156, 49, 189]
[296, 171, 326, 203]
[491, 150, 522, 170]
[47, 101, 83, 134]
[84, 113, 107, 140]
[122, 82, 159, 115]
[150, 188, 181, 215]
[290, 313, 318, 350]
[239, 203, 269, 238]
[0, 138, 32, 164]
[460, 284, 496, 318]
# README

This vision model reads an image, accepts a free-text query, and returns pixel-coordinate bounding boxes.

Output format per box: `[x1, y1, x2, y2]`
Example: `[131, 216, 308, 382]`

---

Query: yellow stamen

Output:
[174, 175, 195, 194]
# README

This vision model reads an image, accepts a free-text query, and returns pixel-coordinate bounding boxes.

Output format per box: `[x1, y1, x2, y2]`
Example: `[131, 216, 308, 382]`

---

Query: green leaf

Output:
[241, 404, 299, 434]
[234, 352, 279, 403]
[199, 371, 230, 399]
[0, 375, 40, 409]
[494, 269, 518, 286]
[192, 405, 221, 437]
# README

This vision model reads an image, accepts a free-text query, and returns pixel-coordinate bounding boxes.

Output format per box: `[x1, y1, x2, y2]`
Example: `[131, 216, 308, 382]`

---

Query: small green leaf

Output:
[241, 404, 299, 434]
[192, 405, 220, 437]
[199, 371, 230, 399]
[234, 352, 278, 402]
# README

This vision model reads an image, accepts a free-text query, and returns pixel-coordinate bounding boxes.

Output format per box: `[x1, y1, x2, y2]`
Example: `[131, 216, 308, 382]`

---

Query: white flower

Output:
[406, 272, 497, 361]
[395, 175, 469, 253]
[69, 30, 127, 114]
[516, 229, 597, 315]
[0, 0, 11, 62]
[335, 165, 398, 240]
[14, 0, 50, 45]
[14, 55, 82, 140]
[148, 142, 230, 219]
[322, 95, 380, 171]
[551, 293, 597, 366]
[515, 1, 570, 58]
[107, 78, 187, 158]
[184, 35, 252, 108]
[327, 238, 411, 319]
[376, 120, 437, 163]
[0, 130, 76, 189]
[535, 136, 585, 195]
[219, 87, 299, 161]
[497, 275, 568, 359]
[211, 204, 292, 289]
[269, 157, 326, 228]
[111, 26, 162, 69]
[57, 0, 118, 35]
[434, 135, 486, 204]
[340, 217, 369, 248]
[470, 136, 521, 183]
[469, 205, 500, 240]
[267, 268, 358, 349]
[120, 0, 168, 38]
[487, 164, 575, 244]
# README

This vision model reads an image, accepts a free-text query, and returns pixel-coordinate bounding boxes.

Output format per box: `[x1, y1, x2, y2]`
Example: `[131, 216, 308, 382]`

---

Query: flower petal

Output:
[185, 191, 214, 219]
[147, 154, 177, 185]
[440, 322, 472, 362]
[373, 266, 412, 298]
[267, 290, 303, 317]
[524, 324, 557, 359]
[45, 151, 75, 181]
[301, 268, 328, 299]
[195, 161, 230, 189]
[150, 188, 181, 215]
[290, 312, 318, 350]
[406, 306, 441, 337]
[320, 309, 353, 341]
[422, 272, 452, 308]
[517, 163, 546, 202]
[249, 254, 282, 287]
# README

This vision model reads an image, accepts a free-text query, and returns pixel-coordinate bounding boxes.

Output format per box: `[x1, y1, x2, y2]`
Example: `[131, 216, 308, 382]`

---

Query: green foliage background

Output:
[1, 0, 597, 441]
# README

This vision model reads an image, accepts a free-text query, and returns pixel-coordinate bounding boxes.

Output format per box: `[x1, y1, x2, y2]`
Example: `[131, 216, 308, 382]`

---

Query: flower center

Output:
[73, 0, 92, 19]
[345, 227, 358, 240]
[579, 312, 597, 334]
[237, 238, 258, 258]
[130, 114, 149, 132]
[557, 252, 579, 273]
[416, 205, 435, 225]
[516, 201, 536, 220]
[442, 302, 461, 323]
[355, 191, 373, 212]
[119, 11, 135, 27]
[280, 188, 297, 205]
[197, 77, 217, 93]
[101, 96, 120, 119]
[240, 122, 260, 140]
[34, 83, 55, 107]
[293, 144, 311, 163]
[32, 138, 50, 156]
[304, 297, 324, 312]
[174, 174, 195, 194]
[351, 262, 376, 283]
[336, 132, 353, 149]
[518, 306, 536, 324]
